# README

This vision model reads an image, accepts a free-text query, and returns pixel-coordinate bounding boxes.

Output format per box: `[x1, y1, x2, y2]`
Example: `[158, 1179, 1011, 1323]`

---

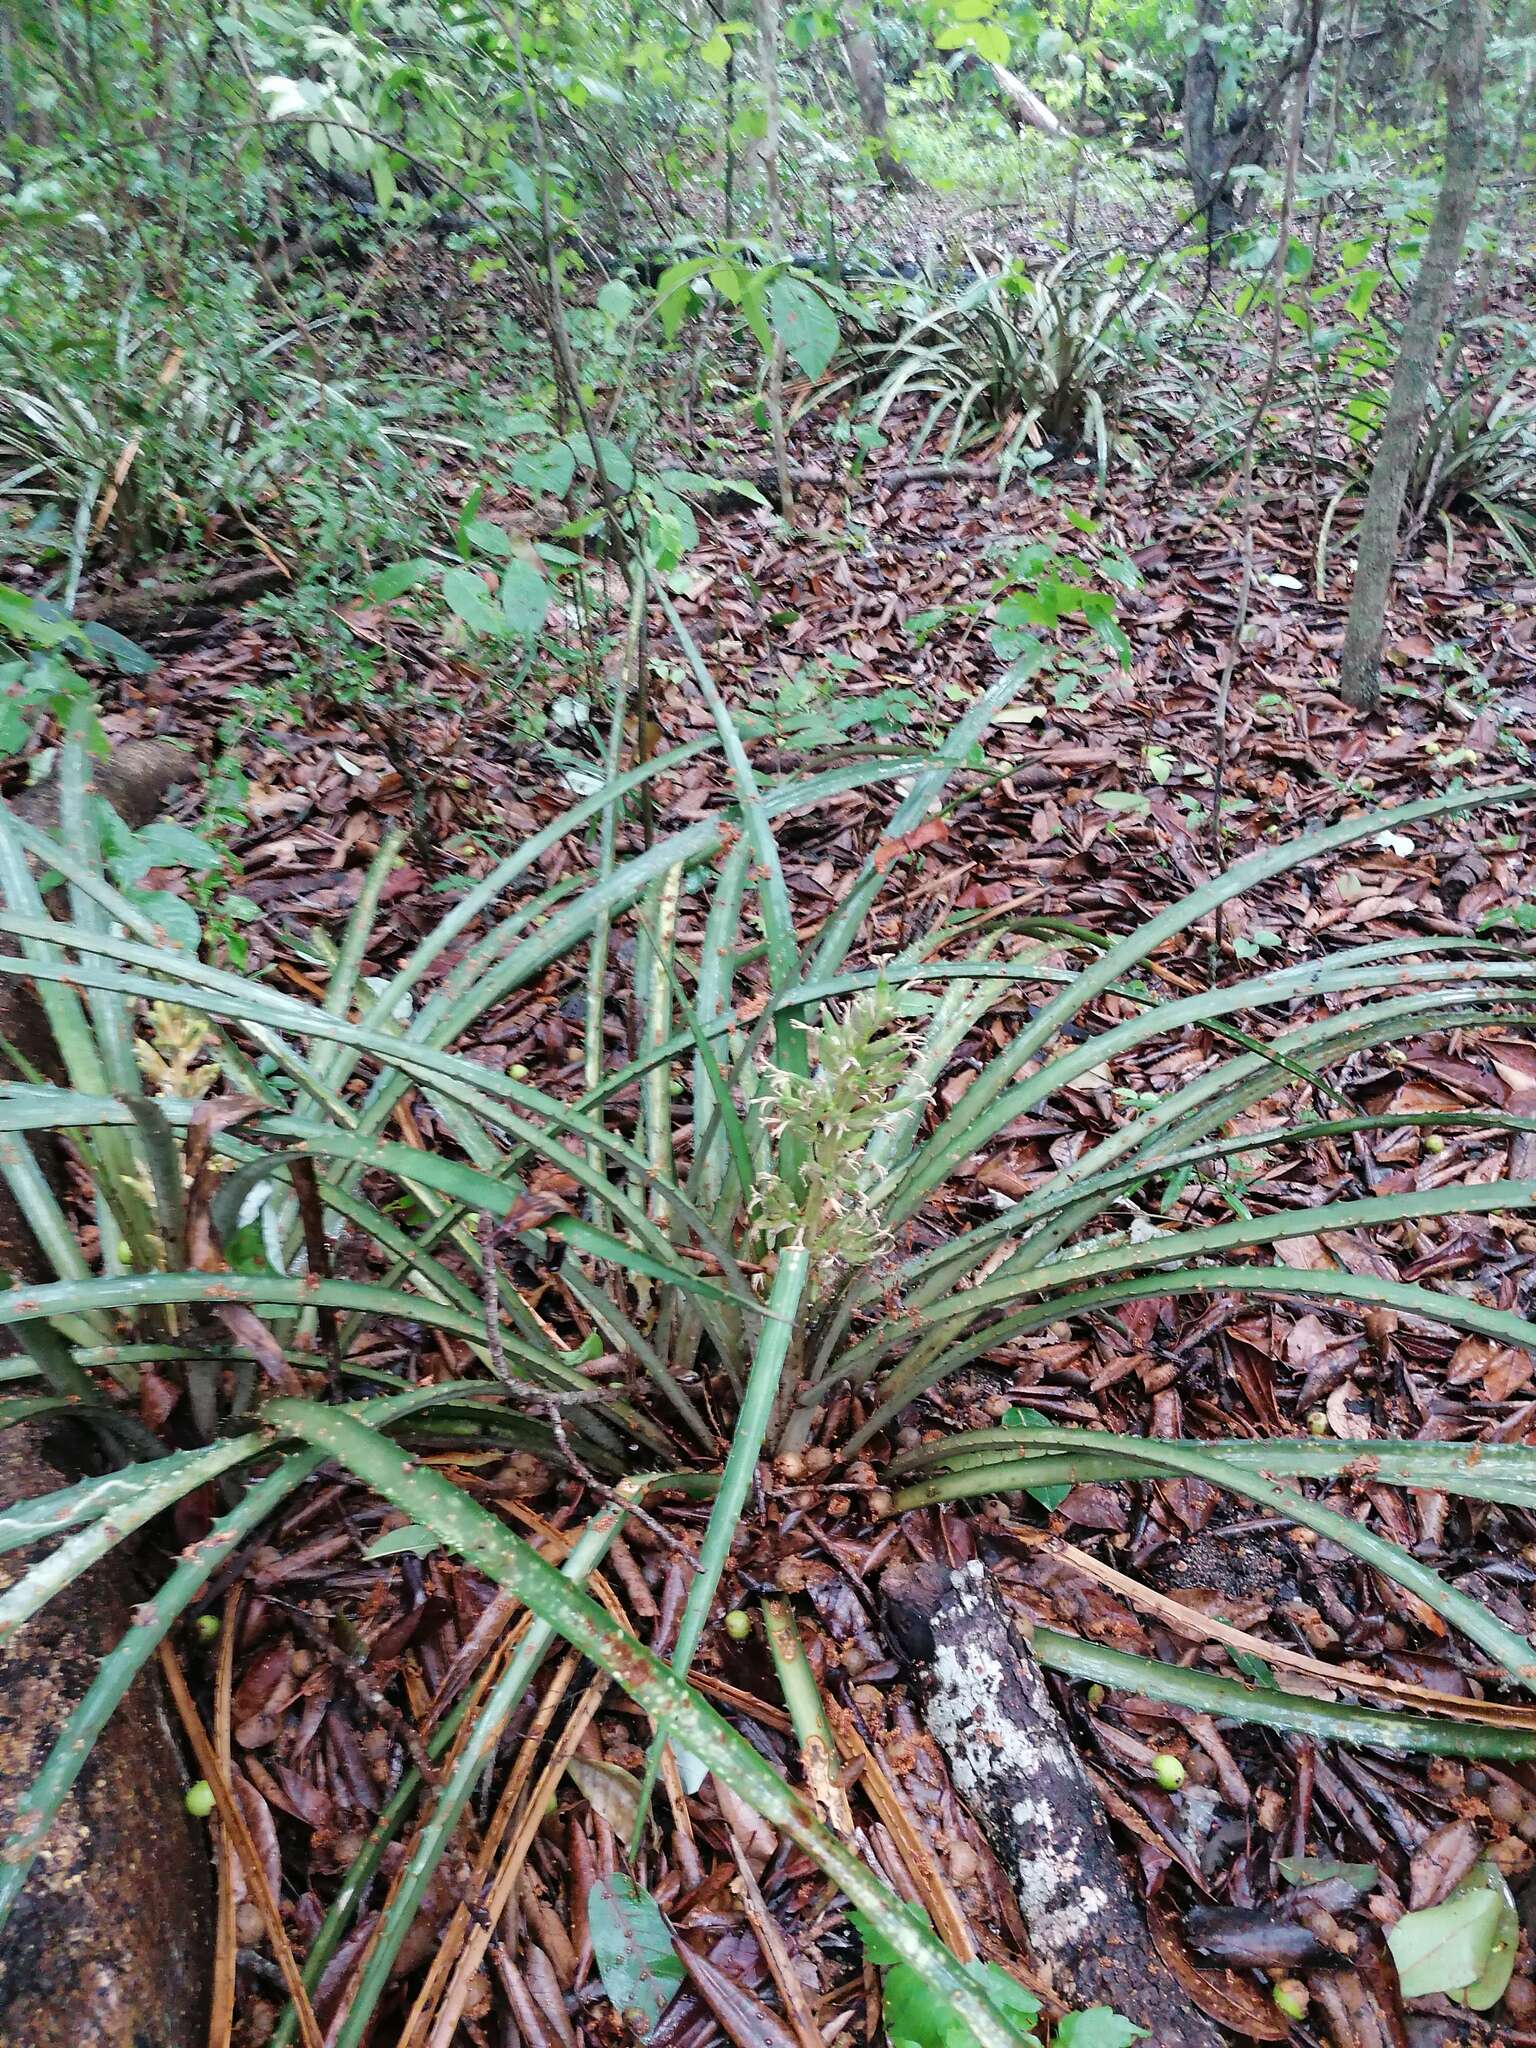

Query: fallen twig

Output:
[881, 1558, 1226, 2048]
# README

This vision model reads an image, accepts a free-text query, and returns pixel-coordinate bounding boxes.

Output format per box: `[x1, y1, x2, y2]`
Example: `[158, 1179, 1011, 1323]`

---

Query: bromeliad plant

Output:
[1317, 344, 1536, 586]
[824, 253, 1165, 487]
[7, 630, 1536, 2040]
[1402, 351, 1536, 566]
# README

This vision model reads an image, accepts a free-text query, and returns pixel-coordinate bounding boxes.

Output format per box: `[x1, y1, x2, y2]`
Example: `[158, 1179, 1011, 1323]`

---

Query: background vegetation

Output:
[2, 0, 1536, 2041]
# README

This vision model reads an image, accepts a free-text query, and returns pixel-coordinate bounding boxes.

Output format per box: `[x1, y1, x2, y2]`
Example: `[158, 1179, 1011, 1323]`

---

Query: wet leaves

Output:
[589, 1875, 686, 2035]
[1387, 1861, 1519, 2009]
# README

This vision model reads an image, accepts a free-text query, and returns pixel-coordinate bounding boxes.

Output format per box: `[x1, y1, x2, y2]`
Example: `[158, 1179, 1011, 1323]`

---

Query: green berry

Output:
[508, 1063, 530, 1080]
[1151, 1753, 1185, 1792]
[1086, 1685, 1106, 1707]
[185, 1779, 216, 1818]
[723, 1608, 753, 1641]
[1272, 1979, 1308, 2021]
[1424, 1133, 1446, 1155]
[1307, 1408, 1329, 1436]
[193, 1613, 221, 1642]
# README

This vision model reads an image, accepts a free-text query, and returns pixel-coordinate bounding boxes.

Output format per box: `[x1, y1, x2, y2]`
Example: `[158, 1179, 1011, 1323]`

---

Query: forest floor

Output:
[54, 209, 1536, 2048]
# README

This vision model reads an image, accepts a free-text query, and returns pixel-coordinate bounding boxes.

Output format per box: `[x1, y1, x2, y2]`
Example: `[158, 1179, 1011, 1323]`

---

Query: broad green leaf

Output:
[566, 432, 636, 493]
[512, 443, 577, 497]
[769, 276, 839, 380]
[597, 279, 636, 324]
[0, 589, 79, 648]
[78, 621, 154, 675]
[501, 558, 550, 642]
[853, 1907, 1040, 2048]
[464, 517, 516, 560]
[1345, 267, 1384, 319]
[441, 567, 507, 638]
[369, 558, 434, 602]
[116, 821, 220, 877]
[1054, 2013, 1147, 2048]
[588, 1874, 686, 2033]
[596, 437, 636, 492]
[655, 259, 712, 340]
[1002, 1406, 1070, 1508]
[885, 1957, 1040, 2048]
[738, 268, 773, 354]
[1386, 1863, 1514, 2006]
[945, 19, 1010, 60]
[122, 886, 200, 951]
[1459, 1867, 1520, 2011]
[1283, 236, 1312, 279]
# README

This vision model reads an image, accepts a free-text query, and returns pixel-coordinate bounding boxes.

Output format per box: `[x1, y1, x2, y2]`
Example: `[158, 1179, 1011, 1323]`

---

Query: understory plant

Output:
[1317, 345, 1536, 585]
[826, 254, 1164, 486]
[1402, 351, 1536, 563]
[5, 644, 1536, 2040]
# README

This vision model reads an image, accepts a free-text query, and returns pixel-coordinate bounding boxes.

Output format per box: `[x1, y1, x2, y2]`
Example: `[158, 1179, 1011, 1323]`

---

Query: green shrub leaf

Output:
[588, 1874, 686, 2033]
[1054, 2012, 1148, 2048]
[1387, 1862, 1517, 2007]
[770, 276, 839, 380]
[501, 557, 550, 642]
[368, 559, 435, 602]
[440, 567, 507, 637]
[512, 442, 577, 497]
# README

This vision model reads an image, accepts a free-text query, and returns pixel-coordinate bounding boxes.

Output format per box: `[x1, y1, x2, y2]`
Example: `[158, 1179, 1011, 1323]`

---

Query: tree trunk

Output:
[839, 10, 915, 188]
[1336, 0, 1487, 712]
[1180, 0, 1275, 237]
[754, 0, 794, 523]
[1064, 0, 1095, 244]
[1181, 0, 1224, 220]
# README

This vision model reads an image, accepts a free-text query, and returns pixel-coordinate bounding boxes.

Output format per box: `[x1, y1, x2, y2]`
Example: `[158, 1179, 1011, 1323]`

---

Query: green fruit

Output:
[193, 1613, 221, 1642]
[1272, 1979, 1308, 2020]
[723, 1608, 753, 1641]
[1151, 1753, 1185, 1792]
[1424, 1133, 1447, 1155]
[185, 1780, 216, 1818]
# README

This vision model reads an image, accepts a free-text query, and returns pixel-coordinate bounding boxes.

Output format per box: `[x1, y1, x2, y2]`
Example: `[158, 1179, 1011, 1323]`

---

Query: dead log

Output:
[881, 1559, 1224, 2048]
[989, 63, 1071, 138]
[76, 562, 285, 637]
[0, 740, 214, 2046]
[684, 460, 1014, 508]
[0, 1426, 214, 2046]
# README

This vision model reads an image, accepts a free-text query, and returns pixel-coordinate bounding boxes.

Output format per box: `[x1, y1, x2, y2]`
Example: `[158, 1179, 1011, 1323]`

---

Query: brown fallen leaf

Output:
[1146, 1897, 1289, 2039]
[872, 816, 951, 872]
[671, 1935, 800, 2048]
[1406, 1817, 1481, 1911]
